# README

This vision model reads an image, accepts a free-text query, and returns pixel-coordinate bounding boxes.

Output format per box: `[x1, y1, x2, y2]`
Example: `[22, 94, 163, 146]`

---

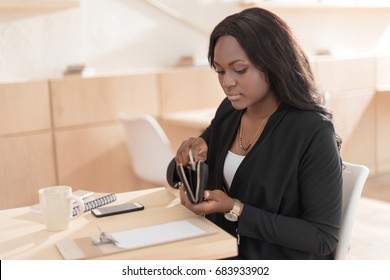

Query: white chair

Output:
[333, 161, 369, 260]
[117, 113, 175, 186]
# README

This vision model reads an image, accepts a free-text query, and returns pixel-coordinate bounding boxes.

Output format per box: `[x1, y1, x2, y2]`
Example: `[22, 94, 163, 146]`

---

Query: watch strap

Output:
[230, 199, 242, 216]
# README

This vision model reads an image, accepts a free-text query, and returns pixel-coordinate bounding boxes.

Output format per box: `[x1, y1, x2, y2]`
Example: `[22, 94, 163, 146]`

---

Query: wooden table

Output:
[0, 187, 237, 260]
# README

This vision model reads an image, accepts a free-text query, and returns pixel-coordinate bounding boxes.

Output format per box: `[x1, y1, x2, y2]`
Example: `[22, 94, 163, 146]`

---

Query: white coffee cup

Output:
[39, 186, 85, 231]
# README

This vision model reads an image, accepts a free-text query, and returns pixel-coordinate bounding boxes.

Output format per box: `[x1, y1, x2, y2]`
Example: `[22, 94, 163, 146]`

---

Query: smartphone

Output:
[91, 202, 144, 218]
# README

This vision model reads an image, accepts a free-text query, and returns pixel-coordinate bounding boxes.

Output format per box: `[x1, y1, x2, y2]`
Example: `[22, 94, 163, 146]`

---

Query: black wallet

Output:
[177, 161, 208, 204]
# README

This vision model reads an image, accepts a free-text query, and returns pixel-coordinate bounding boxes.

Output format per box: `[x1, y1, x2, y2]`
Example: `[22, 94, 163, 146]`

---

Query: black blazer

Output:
[167, 98, 342, 260]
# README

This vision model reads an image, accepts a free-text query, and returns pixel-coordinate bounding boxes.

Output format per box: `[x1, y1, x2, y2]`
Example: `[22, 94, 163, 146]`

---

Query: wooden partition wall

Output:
[50, 74, 160, 194]
[312, 56, 377, 174]
[0, 73, 160, 209]
[159, 67, 224, 114]
[311, 56, 390, 176]
[0, 81, 56, 209]
[375, 89, 390, 174]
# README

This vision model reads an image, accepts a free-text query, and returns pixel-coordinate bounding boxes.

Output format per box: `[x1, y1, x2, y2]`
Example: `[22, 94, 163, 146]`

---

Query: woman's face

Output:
[213, 35, 274, 110]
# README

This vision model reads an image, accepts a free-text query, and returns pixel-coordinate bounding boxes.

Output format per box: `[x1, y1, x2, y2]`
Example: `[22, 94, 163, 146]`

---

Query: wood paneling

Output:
[0, 133, 56, 209]
[162, 124, 204, 152]
[0, 80, 51, 135]
[159, 67, 225, 114]
[1, 73, 161, 209]
[50, 74, 160, 127]
[376, 55, 390, 87]
[375, 90, 390, 174]
[313, 56, 375, 92]
[313, 57, 377, 175]
[328, 89, 376, 174]
[55, 123, 146, 194]
[50, 73, 161, 194]
[0, 80, 54, 209]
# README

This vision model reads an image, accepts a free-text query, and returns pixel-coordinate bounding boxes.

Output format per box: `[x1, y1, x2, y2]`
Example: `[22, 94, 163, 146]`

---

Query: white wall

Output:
[0, 0, 390, 83]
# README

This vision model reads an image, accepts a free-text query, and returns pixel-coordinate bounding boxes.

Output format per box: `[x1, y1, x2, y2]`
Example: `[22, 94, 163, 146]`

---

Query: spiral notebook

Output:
[72, 193, 117, 216]
[30, 191, 117, 216]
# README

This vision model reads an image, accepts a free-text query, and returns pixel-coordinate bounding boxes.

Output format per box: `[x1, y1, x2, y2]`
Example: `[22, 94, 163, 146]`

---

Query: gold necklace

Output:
[238, 115, 270, 152]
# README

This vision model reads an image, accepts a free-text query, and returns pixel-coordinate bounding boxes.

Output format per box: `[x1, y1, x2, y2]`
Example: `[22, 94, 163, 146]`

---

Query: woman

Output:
[167, 7, 342, 260]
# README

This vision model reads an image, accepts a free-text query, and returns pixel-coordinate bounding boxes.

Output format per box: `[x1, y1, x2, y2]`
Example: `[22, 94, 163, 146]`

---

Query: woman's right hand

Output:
[175, 137, 208, 166]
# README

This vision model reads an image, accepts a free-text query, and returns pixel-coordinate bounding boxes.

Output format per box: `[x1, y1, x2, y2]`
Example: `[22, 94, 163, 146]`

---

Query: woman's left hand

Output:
[180, 187, 235, 216]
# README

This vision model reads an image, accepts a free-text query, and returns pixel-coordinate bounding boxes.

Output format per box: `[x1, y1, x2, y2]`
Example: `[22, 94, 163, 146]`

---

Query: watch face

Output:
[224, 212, 238, 222]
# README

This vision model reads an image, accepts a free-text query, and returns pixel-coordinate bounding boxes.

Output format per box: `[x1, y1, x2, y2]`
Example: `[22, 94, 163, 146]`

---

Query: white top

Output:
[223, 150, 245, 189]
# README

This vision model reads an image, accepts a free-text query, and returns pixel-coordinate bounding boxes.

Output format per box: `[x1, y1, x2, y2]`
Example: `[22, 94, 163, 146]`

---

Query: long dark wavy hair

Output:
[208, 7, 341, 150]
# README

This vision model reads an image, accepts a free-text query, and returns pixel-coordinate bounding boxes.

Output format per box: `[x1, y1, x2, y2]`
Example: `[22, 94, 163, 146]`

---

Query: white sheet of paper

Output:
[111, 219, 205, 249]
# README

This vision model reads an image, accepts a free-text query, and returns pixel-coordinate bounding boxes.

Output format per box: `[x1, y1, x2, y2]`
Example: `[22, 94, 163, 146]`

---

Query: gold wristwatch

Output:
[224, 199, 243, 222]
